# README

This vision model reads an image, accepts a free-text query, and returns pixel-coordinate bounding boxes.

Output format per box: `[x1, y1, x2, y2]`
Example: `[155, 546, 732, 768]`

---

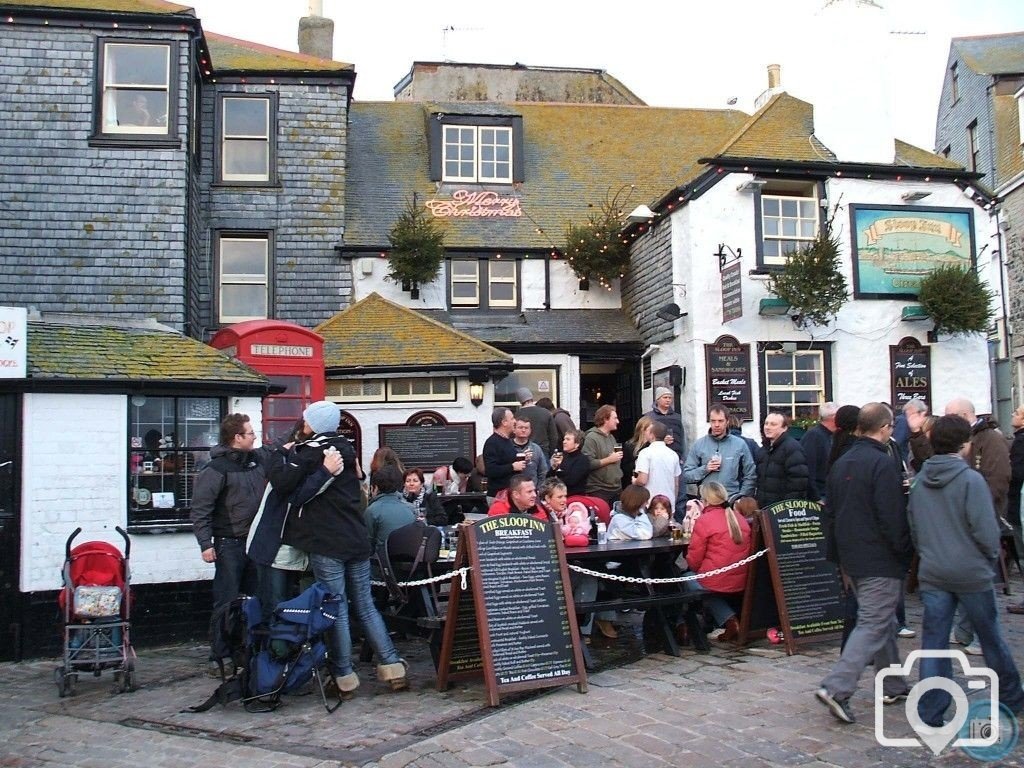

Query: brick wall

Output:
[197, 82, 351, 336]
[0, 25, 192, 330]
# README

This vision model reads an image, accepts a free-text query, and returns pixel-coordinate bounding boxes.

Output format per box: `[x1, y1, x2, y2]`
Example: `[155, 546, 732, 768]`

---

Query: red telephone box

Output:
[210, 320, 325, 443]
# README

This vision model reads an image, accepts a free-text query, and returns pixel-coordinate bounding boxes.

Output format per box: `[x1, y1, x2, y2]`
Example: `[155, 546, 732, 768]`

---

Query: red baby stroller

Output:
[54, 526, 136, 696]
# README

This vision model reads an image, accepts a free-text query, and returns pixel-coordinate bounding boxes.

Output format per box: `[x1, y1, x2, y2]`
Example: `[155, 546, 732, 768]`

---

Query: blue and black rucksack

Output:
[188, 582, 343, 713]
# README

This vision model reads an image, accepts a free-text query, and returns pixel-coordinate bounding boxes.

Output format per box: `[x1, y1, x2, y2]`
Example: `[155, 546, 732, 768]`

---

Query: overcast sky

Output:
[188, 0, 1024, 151]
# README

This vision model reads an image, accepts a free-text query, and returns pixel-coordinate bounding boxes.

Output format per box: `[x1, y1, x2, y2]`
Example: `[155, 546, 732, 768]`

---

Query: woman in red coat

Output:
[684, 481, 752, 642]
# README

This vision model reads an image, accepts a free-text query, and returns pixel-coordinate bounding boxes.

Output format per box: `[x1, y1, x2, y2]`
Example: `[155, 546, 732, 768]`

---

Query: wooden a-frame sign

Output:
[436, 515, 587, 706]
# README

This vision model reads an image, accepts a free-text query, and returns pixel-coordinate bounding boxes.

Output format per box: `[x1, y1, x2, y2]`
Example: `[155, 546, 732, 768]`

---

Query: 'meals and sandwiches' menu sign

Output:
[889, 336, 931, 410]
[705, 335, 752, 421]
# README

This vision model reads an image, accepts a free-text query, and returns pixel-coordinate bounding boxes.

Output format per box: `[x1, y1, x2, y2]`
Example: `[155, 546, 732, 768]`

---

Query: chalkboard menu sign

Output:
[738, 499, 845, 655]
[379, 411, 476, 470]
[436, 516, 587, 706]
[705, 335, 753, 421]
[890, 336, 931, 410]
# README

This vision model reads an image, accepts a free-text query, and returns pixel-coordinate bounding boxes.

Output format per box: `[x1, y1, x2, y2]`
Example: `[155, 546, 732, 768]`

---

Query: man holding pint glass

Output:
[582, 405, 624, 506]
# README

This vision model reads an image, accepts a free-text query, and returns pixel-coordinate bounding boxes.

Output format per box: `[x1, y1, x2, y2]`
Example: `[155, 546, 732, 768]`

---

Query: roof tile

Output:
[953, 32, 1024, 76]
[204, 31, 353, 73]
[715, 93, 836, 162]
[993, 94, 1024, 188]
[893, 138, 964, 170]
[0, 0, 191, 13]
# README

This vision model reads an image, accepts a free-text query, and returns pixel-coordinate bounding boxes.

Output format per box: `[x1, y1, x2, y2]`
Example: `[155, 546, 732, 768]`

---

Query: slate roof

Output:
[26, 317, 268, 386]
[953, 32, 1024, 76]
[715, 94, 836, 163]
[0, 0, 191, 13]
[893, 139, 963, 170]
[343, 101, 750, 250]
[315, 293, 512, 370]
[421, 309, 644, 352]
[204, 32, 353, 74]
[993, 94, 1024, 189]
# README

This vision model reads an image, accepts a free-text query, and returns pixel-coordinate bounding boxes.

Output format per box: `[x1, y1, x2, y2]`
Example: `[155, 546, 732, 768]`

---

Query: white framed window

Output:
[760, 190, 818, 266]
[488, 260, 517, 307]
[217, 235, 269, 323]
[764, 350, 826, 421]
[326, 379, 385, 402]
[387, 377, 456, 402]
[495, 368, 559, 408]
[442, 125, 512, 183]
[221, 96, 271, 182]
[450, 260, 480, 305]
[100, 42, 170, 135]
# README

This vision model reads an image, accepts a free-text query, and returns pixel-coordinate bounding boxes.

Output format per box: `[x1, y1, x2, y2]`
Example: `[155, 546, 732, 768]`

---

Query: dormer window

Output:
[430, 114, 524, 184]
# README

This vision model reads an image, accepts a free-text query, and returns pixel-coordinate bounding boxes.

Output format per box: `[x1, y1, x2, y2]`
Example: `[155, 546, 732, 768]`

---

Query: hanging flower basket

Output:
[916, 264, 994, 337]
[385, 196, 446, 289]
[765, 221, 848, 329]
[563, 187, 634, 290]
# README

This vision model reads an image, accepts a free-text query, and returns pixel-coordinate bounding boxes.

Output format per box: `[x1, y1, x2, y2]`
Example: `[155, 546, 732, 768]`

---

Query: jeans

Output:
[682, 577, 736, 627]
[256, 564, 299, 624]
[918, 587, 1024, 726]
[210, 537, 258, 660]
[309, 554, 400, 676]
[822, 576, 907, 701]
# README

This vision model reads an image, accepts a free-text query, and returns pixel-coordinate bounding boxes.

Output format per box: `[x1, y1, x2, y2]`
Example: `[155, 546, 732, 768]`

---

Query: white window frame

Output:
[218, 236, 269, 324]
[968, 121, 980, 172]
[450, 260, 480, 306]
[387, 377, 456, 402]
[326, 379, 385, 403]
[488, 259, 517, 307]
[763, 350, 825, 420]
[100, 42, 171, 135]
[760, 190, 819, 266]
[221, 96, 270, 182]
[442, 125, 513, 183]
[495, 368, 559, 407]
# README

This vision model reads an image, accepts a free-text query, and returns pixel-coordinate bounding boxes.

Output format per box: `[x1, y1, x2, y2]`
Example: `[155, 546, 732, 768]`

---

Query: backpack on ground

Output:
[186, 582, 343, 713]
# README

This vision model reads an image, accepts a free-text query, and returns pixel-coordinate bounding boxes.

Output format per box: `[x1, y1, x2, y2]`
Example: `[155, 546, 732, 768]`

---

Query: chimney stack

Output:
[298, 1, 334, 60]
[767, 64, 781, 89]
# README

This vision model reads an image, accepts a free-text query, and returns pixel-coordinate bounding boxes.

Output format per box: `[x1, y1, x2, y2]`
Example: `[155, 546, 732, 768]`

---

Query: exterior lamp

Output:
[469, 383, 485, 407]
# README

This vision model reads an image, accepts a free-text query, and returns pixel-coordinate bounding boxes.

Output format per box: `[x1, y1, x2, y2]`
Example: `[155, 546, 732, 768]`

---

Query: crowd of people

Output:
[186, 388, 1024, 728]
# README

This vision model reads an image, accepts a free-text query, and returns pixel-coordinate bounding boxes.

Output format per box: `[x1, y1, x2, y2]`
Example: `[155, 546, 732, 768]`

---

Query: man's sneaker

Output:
[950, 633, 970, 646]
[964, 640, 983, 655]
[815, 687, 856, 724]
[882, 691, 909, 705]
[897, 626, 916, 638]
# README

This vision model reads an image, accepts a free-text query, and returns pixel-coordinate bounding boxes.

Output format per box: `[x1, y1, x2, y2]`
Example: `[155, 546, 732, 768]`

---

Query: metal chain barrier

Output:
[372, 566, 471, 591]
[567, 548, 769, 584]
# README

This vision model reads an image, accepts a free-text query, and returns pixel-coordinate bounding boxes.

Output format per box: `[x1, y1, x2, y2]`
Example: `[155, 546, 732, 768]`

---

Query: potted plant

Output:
[385, 195, 446, 297]
[564, 187, 633, 290]
[765, 220, 848, 330]
[916, 263, 994, 338]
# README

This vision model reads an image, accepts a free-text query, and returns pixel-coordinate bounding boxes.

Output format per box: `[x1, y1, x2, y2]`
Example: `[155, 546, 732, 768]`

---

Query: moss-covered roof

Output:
[27, 318, 268, 386]
[0, 0, 191, 13]
[954, 32, 1024, 76]
[993, 94, 1024, 188]
[893, 139, 964, 170]
[715, 93, 836, 163]
[344, 101, 749, 249]
[315, 293, 512, 370]
[204, 32, 353, 74]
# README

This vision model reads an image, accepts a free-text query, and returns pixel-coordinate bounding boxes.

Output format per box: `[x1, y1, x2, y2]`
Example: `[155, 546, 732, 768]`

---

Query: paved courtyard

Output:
[2, 585, 1023, 768]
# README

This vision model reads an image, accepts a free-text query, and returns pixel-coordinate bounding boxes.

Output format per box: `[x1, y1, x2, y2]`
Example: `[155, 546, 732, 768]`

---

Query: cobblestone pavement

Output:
[2, 586, 1023, 768]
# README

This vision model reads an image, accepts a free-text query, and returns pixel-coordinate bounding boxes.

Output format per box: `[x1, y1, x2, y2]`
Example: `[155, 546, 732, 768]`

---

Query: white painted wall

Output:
[351, 256, 621, 310]
[645, 175, 995, 445]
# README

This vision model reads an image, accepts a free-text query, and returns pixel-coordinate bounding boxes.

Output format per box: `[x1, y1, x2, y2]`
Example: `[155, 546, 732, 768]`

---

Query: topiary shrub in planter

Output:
[385, 196, 446, 290]
[765, 223, 848, 330]
[916, 264, 994, 337]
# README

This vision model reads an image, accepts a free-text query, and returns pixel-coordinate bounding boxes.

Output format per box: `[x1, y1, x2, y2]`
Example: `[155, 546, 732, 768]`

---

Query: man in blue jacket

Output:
[907, 415, 1024, 726]
[816, 402, 913, 724]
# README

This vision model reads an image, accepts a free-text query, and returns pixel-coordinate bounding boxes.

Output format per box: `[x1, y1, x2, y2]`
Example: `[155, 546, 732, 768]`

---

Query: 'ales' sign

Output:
[890, 336, 931, 409]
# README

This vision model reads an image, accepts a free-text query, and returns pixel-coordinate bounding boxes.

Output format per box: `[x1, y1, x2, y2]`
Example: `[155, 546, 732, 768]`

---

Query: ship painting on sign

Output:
[874, 240, 969, 276]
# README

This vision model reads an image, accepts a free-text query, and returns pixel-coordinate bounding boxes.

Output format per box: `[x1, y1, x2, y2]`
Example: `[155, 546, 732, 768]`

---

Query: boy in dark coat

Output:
[755, 412, 809, 508]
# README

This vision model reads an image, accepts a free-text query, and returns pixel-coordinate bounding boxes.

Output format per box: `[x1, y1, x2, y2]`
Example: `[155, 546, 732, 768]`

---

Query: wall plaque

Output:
[704, 335, 753, 421]
[379, 411, 476, 469]
[721, 262, 743, 322]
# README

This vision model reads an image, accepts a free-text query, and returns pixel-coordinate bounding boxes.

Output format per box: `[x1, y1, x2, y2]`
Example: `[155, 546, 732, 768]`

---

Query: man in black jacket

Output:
[801, 402, 837, 503]
[756, 412, 809, 508]
[816, 403, 913, 724]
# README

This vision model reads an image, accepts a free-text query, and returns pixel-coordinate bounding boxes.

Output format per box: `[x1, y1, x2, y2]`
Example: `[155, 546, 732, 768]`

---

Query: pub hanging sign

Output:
[889, 336, 931, 410]
[705, 335, 753, 421]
